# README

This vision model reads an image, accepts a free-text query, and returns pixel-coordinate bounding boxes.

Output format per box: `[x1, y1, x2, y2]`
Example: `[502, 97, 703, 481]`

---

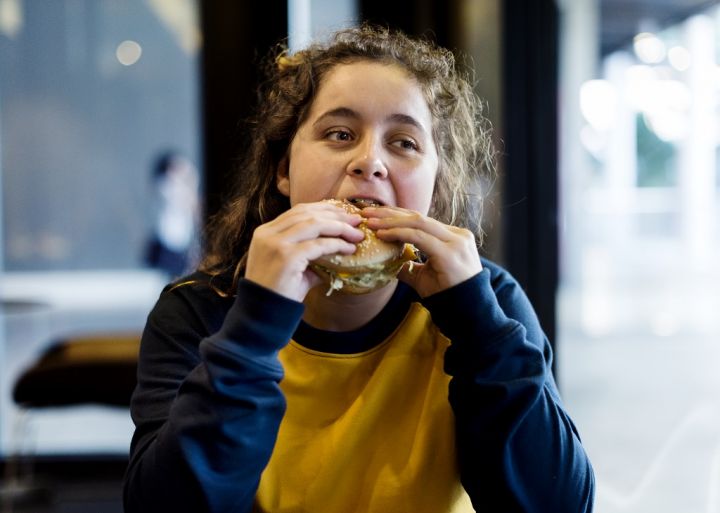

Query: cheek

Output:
[394, 170, 436, 214]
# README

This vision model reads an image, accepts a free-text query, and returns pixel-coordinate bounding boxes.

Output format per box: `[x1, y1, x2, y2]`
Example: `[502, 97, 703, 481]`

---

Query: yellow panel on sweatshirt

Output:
[253, 303, 474, 513]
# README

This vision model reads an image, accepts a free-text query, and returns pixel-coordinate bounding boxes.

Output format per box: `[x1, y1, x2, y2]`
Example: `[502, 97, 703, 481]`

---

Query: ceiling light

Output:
[633, 32, 666, 64]
[667, 46, 691, 71]
[116, 40, 142, 66]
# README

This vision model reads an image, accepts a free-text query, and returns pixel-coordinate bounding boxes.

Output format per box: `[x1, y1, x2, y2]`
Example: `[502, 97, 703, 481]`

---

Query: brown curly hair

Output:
[201, 24, 496, 289]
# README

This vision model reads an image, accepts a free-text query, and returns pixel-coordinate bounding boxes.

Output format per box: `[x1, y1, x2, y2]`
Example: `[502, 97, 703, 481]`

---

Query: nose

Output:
[346, 137, 388, 180]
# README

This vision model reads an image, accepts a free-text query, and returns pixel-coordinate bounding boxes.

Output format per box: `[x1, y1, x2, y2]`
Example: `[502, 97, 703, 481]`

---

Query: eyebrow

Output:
[313, 107, 427, 133]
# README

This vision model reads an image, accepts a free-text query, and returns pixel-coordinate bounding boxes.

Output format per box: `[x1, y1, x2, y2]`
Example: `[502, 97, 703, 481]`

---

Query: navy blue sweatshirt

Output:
[124, 259, 594, 512]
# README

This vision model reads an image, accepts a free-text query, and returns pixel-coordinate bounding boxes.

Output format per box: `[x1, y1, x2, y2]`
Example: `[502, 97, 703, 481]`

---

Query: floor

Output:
[558, 278, 720, 513]
[0, 272, 162, 513]
[0, 457, 125, 513]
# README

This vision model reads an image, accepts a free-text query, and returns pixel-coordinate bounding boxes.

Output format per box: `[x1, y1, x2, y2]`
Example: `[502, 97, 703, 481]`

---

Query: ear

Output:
[276, 156, 290, 197]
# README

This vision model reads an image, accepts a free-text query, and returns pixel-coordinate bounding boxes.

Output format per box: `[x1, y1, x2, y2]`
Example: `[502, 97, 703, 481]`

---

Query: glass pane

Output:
[559, 2, 720, 511]
[0, 0, 201, 271]
[0, 0, 200, 456]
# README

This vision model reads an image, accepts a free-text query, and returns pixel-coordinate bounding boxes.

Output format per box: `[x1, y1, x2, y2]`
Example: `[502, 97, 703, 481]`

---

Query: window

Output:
[0, 0, 201, 272]
[559, 2, 720, 510]
[0, 0, 200, 455]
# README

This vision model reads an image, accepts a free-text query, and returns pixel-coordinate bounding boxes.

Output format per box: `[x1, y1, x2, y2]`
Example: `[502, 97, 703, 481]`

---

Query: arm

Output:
[424, 266, 595, 512]
[125, 201, 363, 513]
[364, 206, 594, 510]
[123, 279, 304, 513]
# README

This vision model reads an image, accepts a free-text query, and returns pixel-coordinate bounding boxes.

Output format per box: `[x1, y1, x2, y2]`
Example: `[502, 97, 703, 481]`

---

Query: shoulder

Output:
[480, 257, 521, 291]
[479, 257, 544, 342]
[147, 271, 235, 341]
[164, 270, 235, 303]
[479, 258, 532, 307]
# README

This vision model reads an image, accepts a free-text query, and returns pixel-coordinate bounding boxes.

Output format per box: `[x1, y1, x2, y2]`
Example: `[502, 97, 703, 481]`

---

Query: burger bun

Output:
[310, 199, 416, 295]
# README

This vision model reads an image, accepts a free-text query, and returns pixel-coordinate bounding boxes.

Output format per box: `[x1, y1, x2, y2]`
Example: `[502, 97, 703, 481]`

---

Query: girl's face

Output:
[277, 61, 439, 214]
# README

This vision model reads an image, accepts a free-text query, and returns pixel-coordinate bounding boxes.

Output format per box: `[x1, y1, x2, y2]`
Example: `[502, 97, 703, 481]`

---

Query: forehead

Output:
[307, 61, 432, 124]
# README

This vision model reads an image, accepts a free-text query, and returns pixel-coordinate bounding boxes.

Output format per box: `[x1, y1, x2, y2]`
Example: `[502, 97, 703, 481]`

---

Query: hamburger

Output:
[311, 199, 417, 295]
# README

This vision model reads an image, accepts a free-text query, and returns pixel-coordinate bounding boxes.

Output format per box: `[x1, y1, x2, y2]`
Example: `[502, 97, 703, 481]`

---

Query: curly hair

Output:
[201, 24, 496, 288]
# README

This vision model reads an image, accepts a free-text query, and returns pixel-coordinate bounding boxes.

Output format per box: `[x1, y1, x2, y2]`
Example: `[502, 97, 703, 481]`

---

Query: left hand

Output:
[363, 206, 483, 298]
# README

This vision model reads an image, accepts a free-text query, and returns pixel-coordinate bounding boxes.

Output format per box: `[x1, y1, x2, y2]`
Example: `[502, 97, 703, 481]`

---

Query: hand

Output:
[363, 206, 483, 298]
[245, 202, 365, 302]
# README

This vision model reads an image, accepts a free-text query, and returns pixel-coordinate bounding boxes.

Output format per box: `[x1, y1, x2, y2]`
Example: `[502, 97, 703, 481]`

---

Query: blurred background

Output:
[1, 0, 719, 511]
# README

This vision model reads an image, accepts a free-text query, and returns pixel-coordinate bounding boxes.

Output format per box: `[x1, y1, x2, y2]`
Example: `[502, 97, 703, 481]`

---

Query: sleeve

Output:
[423, 266, 595, 513]
[123, 279, 305, 513]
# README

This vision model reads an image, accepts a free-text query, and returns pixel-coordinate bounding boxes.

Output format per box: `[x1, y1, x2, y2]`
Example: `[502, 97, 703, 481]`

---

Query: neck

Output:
[302, 281, 398, 332]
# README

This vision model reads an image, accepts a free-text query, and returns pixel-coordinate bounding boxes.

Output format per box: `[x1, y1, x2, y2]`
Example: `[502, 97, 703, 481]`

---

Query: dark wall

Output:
[200, 0, 288, 219]
[359, 0, 456, 49]
[501, 0, 560, 348]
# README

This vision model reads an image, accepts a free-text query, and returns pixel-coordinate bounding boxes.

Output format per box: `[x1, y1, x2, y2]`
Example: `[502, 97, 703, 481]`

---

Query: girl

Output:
[124, 25, 594, 513]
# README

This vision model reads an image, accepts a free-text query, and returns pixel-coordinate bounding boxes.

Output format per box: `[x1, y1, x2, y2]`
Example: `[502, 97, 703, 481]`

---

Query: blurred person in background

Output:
[145, 151, 201, 277]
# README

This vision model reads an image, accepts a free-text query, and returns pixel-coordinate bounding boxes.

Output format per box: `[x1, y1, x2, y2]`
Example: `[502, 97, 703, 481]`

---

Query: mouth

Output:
[346, 197, 384, 208]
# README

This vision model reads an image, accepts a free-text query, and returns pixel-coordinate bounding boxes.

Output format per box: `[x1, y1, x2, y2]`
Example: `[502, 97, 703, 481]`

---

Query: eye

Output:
[325, 129, 353, 142]
[391, 138, 419, 151]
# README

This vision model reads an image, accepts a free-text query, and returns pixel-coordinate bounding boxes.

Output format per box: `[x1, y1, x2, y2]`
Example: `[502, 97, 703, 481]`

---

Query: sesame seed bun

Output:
[311, 199, 416, 295]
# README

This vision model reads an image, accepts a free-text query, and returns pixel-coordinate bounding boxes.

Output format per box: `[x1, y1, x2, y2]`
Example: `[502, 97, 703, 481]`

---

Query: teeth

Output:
[348, 198, 381, 208]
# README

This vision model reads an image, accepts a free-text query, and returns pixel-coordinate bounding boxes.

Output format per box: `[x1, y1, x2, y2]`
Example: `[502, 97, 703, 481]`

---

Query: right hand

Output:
[245, 201, 365, 302]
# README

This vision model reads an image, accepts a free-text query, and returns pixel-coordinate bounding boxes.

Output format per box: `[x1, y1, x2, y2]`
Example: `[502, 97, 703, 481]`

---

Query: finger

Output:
[268, 202, 363, 232]
[246, 236, 357, 283]
[368, 219, 462, 250]
[360, 205, 413, 219]
[364, 210, 457, 243]
[285, 218, 366, 244]
[294, 213, 364, 238]
[374, 226, 448, 258]
[269, 211, 363, 235]
[296, 237, 359, 263]
[259, 212, 365, 244]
